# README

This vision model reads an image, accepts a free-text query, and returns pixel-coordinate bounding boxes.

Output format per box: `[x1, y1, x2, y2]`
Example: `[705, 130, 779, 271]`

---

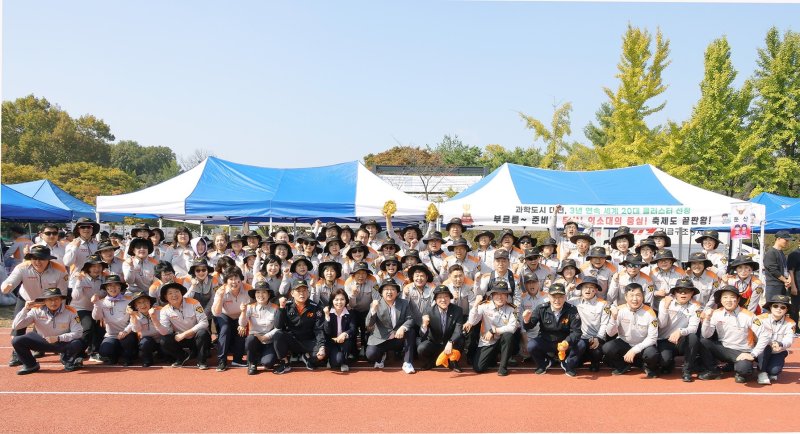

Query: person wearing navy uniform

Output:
[418, 284, 465, 372]
[273, 280, 326, 373]
[523, 282, 583, 376]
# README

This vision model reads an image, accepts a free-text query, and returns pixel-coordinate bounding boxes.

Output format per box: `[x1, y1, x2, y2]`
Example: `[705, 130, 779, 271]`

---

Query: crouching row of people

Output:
[515, 275, 794, 384]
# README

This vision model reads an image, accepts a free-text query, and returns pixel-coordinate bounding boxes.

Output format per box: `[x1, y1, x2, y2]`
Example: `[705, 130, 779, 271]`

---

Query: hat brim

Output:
[683, 259, 713, 269]
[670, 285, 700, 296]
[248, 288, 275, 299]
[128, 293, 156, 308]
[694, 235, 721, 246]
[102, 280, 128, 290]
[73, 222, 100, 237]
[447, 243, 472, 252]
[160, 282, 187, 303]
[24, 252, 57, 261]
[569, 234, 596, 245]
[127, 239, 155, 256]
[407, 264, 433, 282]
[728, 260, 759, 273]
[290, 258, 313, 273]
[34, 293, 67, 302]
[610, 234, 635, 247]
[473, 231, 495, 243]
[400, 226, 423, 240]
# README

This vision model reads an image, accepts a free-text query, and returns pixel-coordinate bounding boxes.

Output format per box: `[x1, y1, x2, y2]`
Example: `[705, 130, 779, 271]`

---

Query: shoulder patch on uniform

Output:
[604, 305, 612, 314]
[755, 287, 763, 294]
[651, 319, 658, 328]
[195, 305, 204, 314]
[647, 284, 655, 292]
[753, 317, 762, 326]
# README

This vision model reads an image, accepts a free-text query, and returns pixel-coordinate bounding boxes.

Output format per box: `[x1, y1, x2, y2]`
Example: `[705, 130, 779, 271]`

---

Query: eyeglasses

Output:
[78, 226, 93, 230]
[519, 240, 532, 244]
[771, 305, 788, 310]
[42, 231, 59, 236]
[194, 268, 208, 273]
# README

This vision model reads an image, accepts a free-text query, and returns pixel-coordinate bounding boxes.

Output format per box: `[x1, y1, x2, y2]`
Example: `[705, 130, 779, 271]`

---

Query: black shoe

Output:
[451, 360, 463, 373]
[8, 354, 22, 367]
[497, 367, 509, 376]
[588, 363, 600, 372]
[734, 374, 748, 383]
[273, 361, 291, 375]
[508, 356, 519, 367]
[247, 363, 258, 375]
[301, 353, 315, 371]
[611, 366, 631, 376]
[535, 359, 553, 375]
[63, 362, 79, 372]
[142, 361, 152, 368]
[122, 360, 131, 367]
[17, 363, 40, 375]
[32, 350, 45, 359]
[699, 371, 721, 381]
[216, 360, 227, 372]
[644, 368, 658, 379]
[197, 363, 209, 370]
[171, 350, 191, 368]
[682, 372, 693, 382]
[419, 362, 434, 371]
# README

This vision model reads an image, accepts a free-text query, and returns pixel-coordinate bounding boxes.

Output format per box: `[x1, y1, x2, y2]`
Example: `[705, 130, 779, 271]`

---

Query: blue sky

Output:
[3, 1, 798, 168]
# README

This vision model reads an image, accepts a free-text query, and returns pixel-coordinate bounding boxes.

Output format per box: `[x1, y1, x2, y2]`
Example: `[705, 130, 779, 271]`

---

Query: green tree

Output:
[748, 28, 800, 197]
[364, 146, 442, 168]
[519, 102, 582, 170]
[109, 140, 181, 187]
[1, 95, 113, 169]
[596, 25, 671, 168]
[479, 144, 543, 172]
[584, 102, 613, 150]
[47, 162, 140, 205]
[428, 135, 483, 166]
[660, 37, 754, 198]
[0, 162, 42, 184]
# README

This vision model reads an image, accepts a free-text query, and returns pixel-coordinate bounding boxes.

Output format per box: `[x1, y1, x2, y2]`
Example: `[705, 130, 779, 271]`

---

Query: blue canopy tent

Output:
[750, 192, 800, 215]
[96, 157, 430, 224]
[8, 179, 153, 222]
[1, 184, 73, 221]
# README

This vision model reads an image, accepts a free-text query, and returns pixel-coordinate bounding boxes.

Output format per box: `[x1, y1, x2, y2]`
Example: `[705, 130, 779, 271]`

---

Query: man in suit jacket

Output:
[418, 285, 465, 372]
[365, 279, 417, 374]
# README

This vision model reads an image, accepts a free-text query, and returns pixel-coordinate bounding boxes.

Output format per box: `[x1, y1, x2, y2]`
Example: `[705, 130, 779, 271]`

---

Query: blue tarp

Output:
[1, 184, 73, 221]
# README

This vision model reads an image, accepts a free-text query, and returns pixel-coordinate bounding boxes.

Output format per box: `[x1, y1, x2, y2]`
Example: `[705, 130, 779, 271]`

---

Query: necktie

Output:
[390, 306, 396, 328]
[441, 309, 447, 331]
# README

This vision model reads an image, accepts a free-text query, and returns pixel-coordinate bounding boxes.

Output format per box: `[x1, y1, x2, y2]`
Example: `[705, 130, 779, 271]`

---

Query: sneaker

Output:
[301, 353, 315, 371]
[757, 372, 771, 385]
[535, 358, 553, 375]
[17, 363, 40, 375]
[340, 364, 350, 373]
[682, 372, 693, 382]
[402, 362, 416, 374]
[32, 350, 45, 359]
[561, 362, 577, 377]
[231, 360, 247, 368]
[451, 360, 463, 373]
[698, 371, 721, 381]
[142, 361, 152, 368]
[644, 368, 658, 379]
[247, 363, 258, 375]
[611, 366, 631, 376]
[216, 360, 227, 372]
[374, 354, 386, 369]
[497, 367, 509, 376]
[273, 361, 291, 375]
[63, 361, 80, 372]
[734, 374, 748, 383]
[89, 353, 103, 362]
[197, 363, 208, 370]
[171, 350, 191, 368]
[769, 375, 778, 382]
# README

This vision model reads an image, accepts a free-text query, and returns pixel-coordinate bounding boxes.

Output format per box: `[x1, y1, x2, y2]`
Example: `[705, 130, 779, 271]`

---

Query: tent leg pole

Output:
[158, 218, 163, 229]
[269, 218, 273, 234]
[678, 227, 684, 258]
[200, 222, 204, 236]
[759, 221, 766, 282]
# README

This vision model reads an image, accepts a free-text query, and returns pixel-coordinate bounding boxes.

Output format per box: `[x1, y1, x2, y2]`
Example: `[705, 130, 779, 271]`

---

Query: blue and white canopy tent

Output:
[7, 179, 149, 222]
[439, 163, 755, 230]
[96, 157, 430, 225]
[750, 192, 800, 216]
[1, 184, 73, 222]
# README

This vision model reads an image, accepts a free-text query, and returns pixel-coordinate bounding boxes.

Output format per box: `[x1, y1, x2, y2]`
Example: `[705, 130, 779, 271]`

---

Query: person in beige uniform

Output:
[603, 283, 660, 378]
[579, 246, 617, 297]
[239, 280, 280, 375]
[656, 277, 702, 382]
[150, 282, 211, 369]
[608, 254, 654, 306]
[682, 252, 720, 309]
[11, 288, 85, 374]
[699, 285, 769, 383]
[467, 281, 519, 376]
[754, 295, 796, 384]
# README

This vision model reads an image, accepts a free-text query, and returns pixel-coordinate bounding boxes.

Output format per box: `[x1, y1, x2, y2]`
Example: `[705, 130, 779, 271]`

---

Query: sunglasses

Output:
[42, 231, 59, 236]
[194, 268, 208, 273]
[626, 264, 642, 268]
[771, 304, 788, 310]
[78, 226, 93, 230]
[519, 240, 532, 244]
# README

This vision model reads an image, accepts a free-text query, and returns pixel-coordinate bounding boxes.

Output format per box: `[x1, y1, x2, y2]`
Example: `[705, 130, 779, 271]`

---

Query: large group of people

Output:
[2, 206, 797, 385]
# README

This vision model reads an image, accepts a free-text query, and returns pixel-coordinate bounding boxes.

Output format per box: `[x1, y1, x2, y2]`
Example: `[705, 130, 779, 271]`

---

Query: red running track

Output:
[0, 329, 797, 433]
